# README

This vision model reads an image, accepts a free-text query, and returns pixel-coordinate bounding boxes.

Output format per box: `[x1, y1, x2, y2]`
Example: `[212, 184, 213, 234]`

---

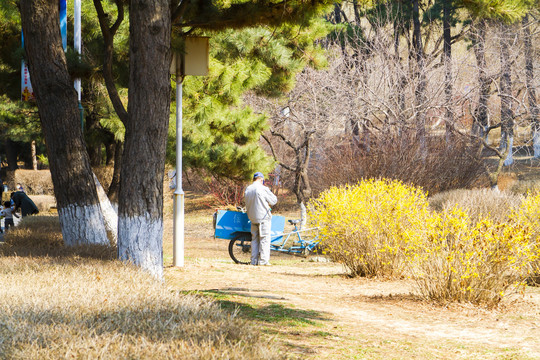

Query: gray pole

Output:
[173, 54, 185, 267]
[74, 0, 83, 131]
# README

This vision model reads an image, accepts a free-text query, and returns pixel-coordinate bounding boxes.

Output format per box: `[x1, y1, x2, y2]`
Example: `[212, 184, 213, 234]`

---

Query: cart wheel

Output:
[228, 234, 252, 265]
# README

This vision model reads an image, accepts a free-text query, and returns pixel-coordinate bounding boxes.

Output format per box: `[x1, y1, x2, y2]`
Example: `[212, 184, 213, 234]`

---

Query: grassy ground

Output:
[1, 176, 540, 359]
[162, 188, 540, 360]
[0, 217, 282, 360]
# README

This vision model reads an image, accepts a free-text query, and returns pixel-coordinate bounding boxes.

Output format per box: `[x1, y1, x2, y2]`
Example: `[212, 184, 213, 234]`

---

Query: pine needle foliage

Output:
[172, 18, 332, 181]
[0, 95, 42, 143]
[0, 2, 22, 101]
[460, 0, 536, 22]
[177, 0, 335, 31]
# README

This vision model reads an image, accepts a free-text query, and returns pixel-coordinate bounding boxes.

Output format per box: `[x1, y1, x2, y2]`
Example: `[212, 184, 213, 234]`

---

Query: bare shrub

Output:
[428, 188, 523, 223]
[310, 134, 486, 197]
[28, 194, 57, 213]
[7, 169, 54, 195]
[187, 171, 246, 208]
[510, 179, 540, 196]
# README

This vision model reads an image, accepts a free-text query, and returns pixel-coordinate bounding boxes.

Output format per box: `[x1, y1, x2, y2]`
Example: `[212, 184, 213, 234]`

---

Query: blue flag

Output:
[60, 0, 67, 51]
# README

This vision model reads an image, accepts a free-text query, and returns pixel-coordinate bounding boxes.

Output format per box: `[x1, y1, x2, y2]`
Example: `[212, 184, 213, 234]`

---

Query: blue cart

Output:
[213, 209, 319, 264]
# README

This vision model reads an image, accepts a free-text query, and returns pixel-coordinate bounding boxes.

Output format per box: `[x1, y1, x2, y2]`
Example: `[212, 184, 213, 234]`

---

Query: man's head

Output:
[253, 172, 264, 182]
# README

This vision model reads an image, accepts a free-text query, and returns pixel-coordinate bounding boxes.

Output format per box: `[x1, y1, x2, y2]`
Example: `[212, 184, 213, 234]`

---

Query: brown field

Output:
[1, 160, 540, 359]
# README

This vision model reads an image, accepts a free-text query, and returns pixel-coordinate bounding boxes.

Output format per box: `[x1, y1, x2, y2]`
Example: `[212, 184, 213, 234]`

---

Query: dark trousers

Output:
[4, 218, 14, 230]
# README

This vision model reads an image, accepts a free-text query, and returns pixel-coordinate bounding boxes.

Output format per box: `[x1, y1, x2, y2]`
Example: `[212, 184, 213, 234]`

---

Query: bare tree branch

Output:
[93, 0, 128, 125]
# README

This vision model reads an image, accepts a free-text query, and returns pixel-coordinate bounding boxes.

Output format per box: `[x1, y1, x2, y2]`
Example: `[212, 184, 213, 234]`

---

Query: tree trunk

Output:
[292, 132, 313, 229]
[105, 139, 115, 166]
[523, 15, 540, 158]
[298, 201, 307, 229]
[393, 14, 407, 136]
[333, 3, 342, 24]
[92, 0, 129, 125]
[94, 173, 118, 243]
[352, 0, 361, 24]
[499, 23, 514, 166]
[31, 140, 38, 170]
[412, 0, 427, 156]
[85, 110, 103, 166]
[472, 20, 489, 139]
[5, 139, 18, 171]
[20, 0, 108, 246]
[443, 0, 454, 145]
[108, 140, 122, 206]
[118, 0, 171, 279]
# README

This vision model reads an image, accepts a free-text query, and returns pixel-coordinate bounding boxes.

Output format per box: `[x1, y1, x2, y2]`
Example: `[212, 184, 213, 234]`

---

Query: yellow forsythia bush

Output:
[509, 191, 540, 284]
[308, 179, 430, 277]
[310, 180, 539, 306]
[412, 207, 538, 306]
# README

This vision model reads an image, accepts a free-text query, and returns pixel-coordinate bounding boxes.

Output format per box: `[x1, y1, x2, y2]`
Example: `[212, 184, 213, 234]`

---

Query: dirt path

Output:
[163, 214, 540, 359]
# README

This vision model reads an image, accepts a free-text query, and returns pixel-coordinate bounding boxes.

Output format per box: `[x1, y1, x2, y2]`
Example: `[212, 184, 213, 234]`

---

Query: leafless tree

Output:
[251, 9, 537, 199]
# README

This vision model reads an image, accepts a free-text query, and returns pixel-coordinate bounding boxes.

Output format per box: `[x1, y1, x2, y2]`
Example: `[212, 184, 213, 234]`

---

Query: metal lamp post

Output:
[74, 0, 83, 130]
[173, 55, 185, 267]
[171, 37, 209, 267]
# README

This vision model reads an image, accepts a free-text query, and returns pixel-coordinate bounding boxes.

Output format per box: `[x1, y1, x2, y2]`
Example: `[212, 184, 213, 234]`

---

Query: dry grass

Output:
[510, 179, 540, 196]
[0, 216, 115, 259]
[27, 195, 56, 213]
[428, 188, 524, 223]
[6, 170, 54, 195]
[0, 217, 281, 360]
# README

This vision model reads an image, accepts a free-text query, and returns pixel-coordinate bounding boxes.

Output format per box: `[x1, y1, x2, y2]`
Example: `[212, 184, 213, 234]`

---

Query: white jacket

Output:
[244, 181, 277, 224]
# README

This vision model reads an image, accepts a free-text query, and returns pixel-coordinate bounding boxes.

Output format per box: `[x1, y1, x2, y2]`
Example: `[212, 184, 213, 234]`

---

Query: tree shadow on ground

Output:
[351, 293, 424, 304]
[187, 290, 330, 325]
[0, 239, 116, 260]
[186, 290, 332, 356]
[0, 215, 116, 260]
[277, 271, 347, 279]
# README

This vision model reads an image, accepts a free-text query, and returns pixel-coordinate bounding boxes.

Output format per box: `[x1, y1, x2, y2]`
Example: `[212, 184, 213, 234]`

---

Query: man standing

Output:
[244, 172, 277, 265]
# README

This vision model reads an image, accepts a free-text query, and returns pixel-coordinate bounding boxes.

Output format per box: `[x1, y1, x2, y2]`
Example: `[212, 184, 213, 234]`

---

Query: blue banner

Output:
[60, 0, 67, 51]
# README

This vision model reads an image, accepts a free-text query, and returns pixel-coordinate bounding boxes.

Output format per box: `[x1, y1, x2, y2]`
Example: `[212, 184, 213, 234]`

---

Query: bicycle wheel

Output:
[228, 234, 252, 264]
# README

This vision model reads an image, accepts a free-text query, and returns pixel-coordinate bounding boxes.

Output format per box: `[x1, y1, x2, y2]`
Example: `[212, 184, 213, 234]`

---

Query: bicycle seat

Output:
[288, 219, 301, 225]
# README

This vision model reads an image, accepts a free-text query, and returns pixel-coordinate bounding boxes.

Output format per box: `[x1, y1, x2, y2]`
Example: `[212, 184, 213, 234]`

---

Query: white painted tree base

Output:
[58, 204, 109, 246]
[93, 173, 118, 242]
[503, 136, 514, 166]
[118, 215, 163, 279]
[299, 202, 307, 230]
[533, 131, 540, 159]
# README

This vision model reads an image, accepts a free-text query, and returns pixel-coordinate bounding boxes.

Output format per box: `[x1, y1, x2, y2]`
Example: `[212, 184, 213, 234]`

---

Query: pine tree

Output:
[0, 2, 45, 169]
[117, 0, 334, 277]
[175, 20, 330, 181]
